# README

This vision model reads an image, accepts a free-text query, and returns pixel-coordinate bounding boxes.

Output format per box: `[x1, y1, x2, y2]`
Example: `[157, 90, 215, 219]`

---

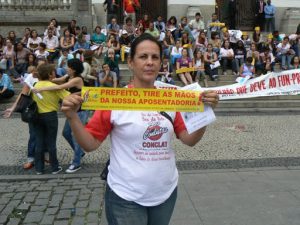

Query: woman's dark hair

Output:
[125, 17, 133, 23]
[27, 53, 37, 65]
[50, 18, 59, 27]
[37, 64, 55, 80]
[130, 33, 162, 60]
[30, 29, 38, 38]
[246, 57, 252, 63]
[67, 58, 84, 76]
[63, 28, 70, 36]
[222, 40, 231, 48]
[168, 16, 177, 25]
[39, 42, 47, 49]
[236, 40, 245, 49]
[291, 55, 299, 65]
[94, 26, 101, 32]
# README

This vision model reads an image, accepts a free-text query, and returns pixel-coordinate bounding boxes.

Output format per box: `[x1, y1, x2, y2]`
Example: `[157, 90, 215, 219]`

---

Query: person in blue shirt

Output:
[264, 0, 276, 33]
[0, 70, 14, 101]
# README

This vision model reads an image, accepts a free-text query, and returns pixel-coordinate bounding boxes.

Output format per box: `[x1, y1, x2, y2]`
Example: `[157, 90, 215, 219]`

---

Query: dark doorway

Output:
[116, 0, 168, 25]
[216, 0, 256, 30]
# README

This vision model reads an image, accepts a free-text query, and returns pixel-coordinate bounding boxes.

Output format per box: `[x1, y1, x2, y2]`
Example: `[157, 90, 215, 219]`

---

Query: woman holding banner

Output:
[61, 33, 219, 225]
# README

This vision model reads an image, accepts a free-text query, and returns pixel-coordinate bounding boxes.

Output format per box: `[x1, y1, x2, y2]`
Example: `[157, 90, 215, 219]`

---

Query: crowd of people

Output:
[0, 7, 300, 173]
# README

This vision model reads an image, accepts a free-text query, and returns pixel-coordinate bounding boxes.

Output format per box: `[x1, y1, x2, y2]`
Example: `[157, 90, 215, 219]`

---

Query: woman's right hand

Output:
[3, 107, 13, 118]
[61, 93, 83, 119]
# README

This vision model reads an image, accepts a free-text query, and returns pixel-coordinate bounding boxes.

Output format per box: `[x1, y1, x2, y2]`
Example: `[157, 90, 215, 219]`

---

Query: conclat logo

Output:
[143, 122, 168, 141]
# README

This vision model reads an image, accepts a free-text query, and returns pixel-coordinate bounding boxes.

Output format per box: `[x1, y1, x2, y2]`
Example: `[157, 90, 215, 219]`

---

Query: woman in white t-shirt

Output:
[61, 33, 219, 225]
[220, 39, 235, 75]
[3, 66, 39, 170]
[27, 30, 42, 52]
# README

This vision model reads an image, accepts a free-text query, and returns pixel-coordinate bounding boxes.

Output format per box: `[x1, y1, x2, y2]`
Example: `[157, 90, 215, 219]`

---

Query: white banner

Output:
[202, 69, 300, 100]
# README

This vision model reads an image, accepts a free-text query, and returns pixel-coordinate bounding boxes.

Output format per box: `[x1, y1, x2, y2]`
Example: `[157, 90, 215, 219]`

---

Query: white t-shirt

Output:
[85, 109, 186, 206]
[34, 50, 49, 60]
[24, 73, 38, 87]
[220, 48, 234, 58]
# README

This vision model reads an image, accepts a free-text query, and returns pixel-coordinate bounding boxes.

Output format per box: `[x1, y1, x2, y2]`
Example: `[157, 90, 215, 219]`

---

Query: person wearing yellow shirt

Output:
[32, 64, 69, 175]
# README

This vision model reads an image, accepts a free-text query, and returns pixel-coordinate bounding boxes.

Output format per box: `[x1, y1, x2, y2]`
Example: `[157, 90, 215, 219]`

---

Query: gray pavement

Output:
[1, 167, 300, 225]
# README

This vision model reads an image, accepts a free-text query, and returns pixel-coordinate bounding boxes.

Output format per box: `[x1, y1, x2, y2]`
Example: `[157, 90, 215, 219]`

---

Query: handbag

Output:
[15, 94, 33, 113]
[21, 99, 38, 123]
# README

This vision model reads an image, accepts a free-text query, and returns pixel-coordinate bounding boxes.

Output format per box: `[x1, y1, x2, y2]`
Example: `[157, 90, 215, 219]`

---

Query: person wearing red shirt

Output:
[123, 0, 140, 25]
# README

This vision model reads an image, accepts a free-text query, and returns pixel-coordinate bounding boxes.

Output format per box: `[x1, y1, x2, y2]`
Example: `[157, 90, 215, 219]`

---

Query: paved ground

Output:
[0, 113, 300, 224]
[1, 167, 300, 225]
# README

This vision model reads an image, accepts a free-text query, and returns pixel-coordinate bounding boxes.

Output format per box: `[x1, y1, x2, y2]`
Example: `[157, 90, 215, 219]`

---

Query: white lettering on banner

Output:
[200, 69, 300, 100]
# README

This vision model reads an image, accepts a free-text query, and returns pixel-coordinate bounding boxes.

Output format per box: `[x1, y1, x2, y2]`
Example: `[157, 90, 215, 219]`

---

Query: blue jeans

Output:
[34, 112, 59, 172]
[27, 122, 36, 162]
[62, 110, 88, 166]
[105, 185, 177, 225]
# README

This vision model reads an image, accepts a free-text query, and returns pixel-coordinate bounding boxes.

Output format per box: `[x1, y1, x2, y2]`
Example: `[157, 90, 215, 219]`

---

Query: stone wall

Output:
[0, 0, 93, 37]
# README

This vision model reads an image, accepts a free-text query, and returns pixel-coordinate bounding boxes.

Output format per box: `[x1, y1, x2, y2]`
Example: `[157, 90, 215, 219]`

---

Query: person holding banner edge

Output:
[61, 33, 219, 225]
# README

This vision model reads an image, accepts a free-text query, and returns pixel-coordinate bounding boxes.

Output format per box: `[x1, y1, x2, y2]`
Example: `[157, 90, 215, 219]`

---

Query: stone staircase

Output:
[1, 63, 299, 113]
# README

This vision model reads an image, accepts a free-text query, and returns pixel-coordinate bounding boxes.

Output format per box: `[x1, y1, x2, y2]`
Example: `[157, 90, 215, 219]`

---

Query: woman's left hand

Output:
[202, 90, 219, 109]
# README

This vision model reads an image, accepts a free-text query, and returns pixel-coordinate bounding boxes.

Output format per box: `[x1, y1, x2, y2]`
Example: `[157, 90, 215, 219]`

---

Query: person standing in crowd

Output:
[255, 0, 266, 31]
[207, 13, 221, 40]
[123, 0, 140, 25]
[228, 0, 236, 30]
[0, 69, 14, 101]
[189, 12, 205, 40]
[264, 0, 276, 33]
[32, 64, 69, 175]
[103, 0, 120, 24]
[61, 33, 219, 225]
[3, 66, 38, 169]
[33, 59, 87, 173]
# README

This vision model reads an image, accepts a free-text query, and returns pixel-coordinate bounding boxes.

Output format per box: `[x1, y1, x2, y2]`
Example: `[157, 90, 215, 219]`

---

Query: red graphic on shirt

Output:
[143, 122, 168, 141]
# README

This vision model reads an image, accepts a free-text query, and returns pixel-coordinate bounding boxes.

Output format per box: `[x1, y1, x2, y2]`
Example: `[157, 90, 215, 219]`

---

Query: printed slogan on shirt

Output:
[81, 87, 204, 112]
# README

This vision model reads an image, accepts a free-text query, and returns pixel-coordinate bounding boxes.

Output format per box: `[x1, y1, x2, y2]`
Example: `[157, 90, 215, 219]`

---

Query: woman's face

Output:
[207, 45, 213, 52]
[196, 51, 202, 58]
[224, 41, 230, 48]
[251, 44, 256, 51]
[29, 55, 34, 62]
[6, 40, 12, 47]
[9, 32, 15, 38]
[110, 35, 115, 41]
[17, 43, 23, 51]
[67, 66, 75, 76]
[182, 49, 188, 57]
[200, 32, 205, 38]
[128, 40, 161, 86]
[294, 57, 299, 64]
[32, 31, 37, 38]
[96, 27, 101, 33]
[65, 30, 70, 36]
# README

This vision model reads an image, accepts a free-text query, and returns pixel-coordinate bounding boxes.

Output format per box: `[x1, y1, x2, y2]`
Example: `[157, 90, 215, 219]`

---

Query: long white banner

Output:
[155, 69, 300, 100]
[202, 69, 300, 100]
